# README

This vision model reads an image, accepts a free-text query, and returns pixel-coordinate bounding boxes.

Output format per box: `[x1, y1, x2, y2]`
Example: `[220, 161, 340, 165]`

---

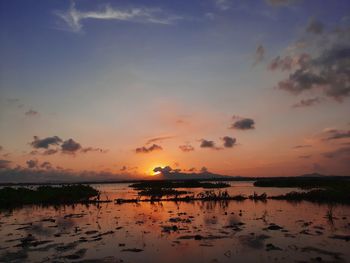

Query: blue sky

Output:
[0, 0, 349, 182]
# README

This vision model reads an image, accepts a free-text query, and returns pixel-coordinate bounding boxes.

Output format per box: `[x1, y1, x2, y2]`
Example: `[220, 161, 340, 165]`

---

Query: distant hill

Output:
[297, 173, 328, 178]
[150, 171, 237, 181]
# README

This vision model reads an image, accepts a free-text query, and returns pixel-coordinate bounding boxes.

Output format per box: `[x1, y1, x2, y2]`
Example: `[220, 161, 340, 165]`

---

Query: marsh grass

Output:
[255, 178, 350, 204]
[130, 180, 230, 190]
[0, 185, 99, 208]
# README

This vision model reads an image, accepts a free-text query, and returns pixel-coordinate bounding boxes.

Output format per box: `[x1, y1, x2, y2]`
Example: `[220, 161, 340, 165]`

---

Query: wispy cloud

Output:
[146, 135, 175, 145]
[55, 2, 182, 32]
[213, 0, 231, 11]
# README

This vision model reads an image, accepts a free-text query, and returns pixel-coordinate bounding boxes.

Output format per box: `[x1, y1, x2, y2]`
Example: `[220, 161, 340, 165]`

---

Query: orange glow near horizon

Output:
[146, 163, 167, 176]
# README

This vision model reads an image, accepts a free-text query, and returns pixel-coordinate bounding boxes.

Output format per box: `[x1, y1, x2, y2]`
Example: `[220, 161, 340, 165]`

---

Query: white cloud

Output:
[214, 0, 231, 10]
[55, 2, 182, 32]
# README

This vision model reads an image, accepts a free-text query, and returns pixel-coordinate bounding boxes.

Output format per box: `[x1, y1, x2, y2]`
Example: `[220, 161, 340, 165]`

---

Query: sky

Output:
[0, 0, 349, 182]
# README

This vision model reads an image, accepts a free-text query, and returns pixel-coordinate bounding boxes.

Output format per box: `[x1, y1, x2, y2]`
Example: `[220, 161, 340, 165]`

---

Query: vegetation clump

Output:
[138, 188, 189, 198]
[0, 184, 99, 208]
[130, 180, 230, 190]
[255, 178, 350, 204]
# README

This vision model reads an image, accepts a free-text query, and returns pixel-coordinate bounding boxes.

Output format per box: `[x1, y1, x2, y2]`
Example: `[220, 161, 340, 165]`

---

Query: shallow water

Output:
[0, 182, 349, 263]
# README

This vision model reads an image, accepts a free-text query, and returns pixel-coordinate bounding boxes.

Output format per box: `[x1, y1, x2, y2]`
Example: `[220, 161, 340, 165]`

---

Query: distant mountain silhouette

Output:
[150, 167, 236, 180]
[297, 173, 328, 178]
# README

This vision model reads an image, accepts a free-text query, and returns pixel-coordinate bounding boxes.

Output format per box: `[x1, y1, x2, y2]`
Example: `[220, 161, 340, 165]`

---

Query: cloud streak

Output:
[56, 2, 182, 32]
[292, 97, 321, 108]
[135, 144, 163, 153]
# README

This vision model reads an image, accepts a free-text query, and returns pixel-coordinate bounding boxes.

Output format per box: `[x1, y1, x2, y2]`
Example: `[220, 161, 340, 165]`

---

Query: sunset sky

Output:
[0, 0, 349, 182]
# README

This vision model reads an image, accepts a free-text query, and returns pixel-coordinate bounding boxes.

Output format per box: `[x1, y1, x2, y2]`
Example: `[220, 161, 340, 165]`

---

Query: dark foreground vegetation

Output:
[254, 177, 350, 204]
[116, 190, 268, 204]
[0, 185, 100, 208]
[130, 180, 230, 190]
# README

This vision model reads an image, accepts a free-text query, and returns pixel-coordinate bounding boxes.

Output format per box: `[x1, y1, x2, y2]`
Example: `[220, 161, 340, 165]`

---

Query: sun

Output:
[147, 163, 166, 176]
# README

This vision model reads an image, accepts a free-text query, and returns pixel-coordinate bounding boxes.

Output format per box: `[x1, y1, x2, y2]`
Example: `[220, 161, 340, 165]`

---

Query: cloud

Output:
[30, 136, 63, 149]
[231, 118, 255, 130]
[0, 146, 2, 151]
[254, 45, 265, 65]
[25, 109, 39, 117]
[179, 144, 195, 152]
[222, 136, 237, 148]
[0, 160, 11, 169]
[306, 19, 324, 35]
[146, 135, 175, 145]
[43, 149, 59, 155]
[56, 2, 181, 32]
[40, 161, 53, 170]
[322, 129, 350, 141]
[322, 146, 350, 159]
[26, 159, 38, 169]
[269, 53, 310, 71]
[81, 147, 108, 153]
[292, 97, 321, 108]
[214, 0, 231, 11]
[271, 19, 350, 102]
[29, 135, 107, 155]
[135, 144, 163, 153]
[61, 139, 82, 154]
[265, 0, 301, 6]
[293, 144, 312, 149]
[200, 139, 221, 150]
[153, 166, 172, 175]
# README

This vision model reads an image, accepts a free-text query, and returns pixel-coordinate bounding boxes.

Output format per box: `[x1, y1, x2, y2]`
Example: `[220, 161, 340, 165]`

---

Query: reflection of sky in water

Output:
[94, 181, 308, 201]
[0, 183, 349, 262]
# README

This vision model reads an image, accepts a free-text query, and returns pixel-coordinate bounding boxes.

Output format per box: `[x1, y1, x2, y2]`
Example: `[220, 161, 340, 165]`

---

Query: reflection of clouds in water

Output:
[26, 222, 55, 237]
[204, 214, 218, 225]
[56, 218, 76, 231]
[238, 234, 270, 250]
[227, 214, 241, 226]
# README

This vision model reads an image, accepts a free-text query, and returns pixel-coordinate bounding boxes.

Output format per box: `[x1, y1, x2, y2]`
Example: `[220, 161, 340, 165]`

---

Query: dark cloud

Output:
[292, 97, 321, 108]
[254, 45, 265, 65]
[26, 159, 38, 169]
[153, 166, 172, 175]
[31, 136, 62, 149]
[322, 146, 350, 159]
[269, 54, 310, 71]
[293, 144, 312, 149]
[146, 136, 174, 145]
[0, 159, 11, 169]
[200, 139, 221, 150]
[179, 144, 195, 152]
[25, 109, 39, 117]
[222, 136, 237, 148]
[276, 46, 350, 101]
[61, 139, 82, 153]
[135, 144, 163, 153]
[231, 118, 255, 130]
[43, 149, 59, 155]
[323, 129, 350, 141]
[306, 19, 324, 35]
[81, 147, 108, 153]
